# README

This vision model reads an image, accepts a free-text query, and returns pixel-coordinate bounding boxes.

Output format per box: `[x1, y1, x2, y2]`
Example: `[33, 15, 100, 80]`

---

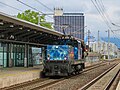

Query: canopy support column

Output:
[24, 44, 27, 67]
[9, 43, 13, 67]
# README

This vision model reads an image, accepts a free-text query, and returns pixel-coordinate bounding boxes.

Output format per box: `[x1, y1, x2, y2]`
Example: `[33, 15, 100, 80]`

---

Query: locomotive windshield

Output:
[47, 45, 73, 60]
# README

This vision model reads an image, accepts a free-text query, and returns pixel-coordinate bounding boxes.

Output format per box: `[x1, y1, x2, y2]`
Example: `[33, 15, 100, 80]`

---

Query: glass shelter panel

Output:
[0, 42, 33, 68]
[32, 47, 42, 65]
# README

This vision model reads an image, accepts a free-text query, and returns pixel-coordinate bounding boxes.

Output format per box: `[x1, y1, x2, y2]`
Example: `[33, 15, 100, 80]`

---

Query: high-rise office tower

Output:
[54, 8, 84, 40]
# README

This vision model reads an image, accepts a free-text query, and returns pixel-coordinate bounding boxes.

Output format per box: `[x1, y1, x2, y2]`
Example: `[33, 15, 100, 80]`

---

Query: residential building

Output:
[117, 48, 120, 58]
[90, 41, 119, 59]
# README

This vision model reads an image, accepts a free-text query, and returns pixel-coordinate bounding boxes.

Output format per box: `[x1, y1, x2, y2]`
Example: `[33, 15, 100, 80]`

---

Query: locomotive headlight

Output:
[55, 46, 58, 48]
[64, 57, 67, 60]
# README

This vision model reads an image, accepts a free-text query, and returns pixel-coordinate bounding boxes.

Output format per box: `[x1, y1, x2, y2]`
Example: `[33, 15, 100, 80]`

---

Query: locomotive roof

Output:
[59, 35, 84, 42]
[58, 35, 85, 45]
[48, 35, 85, 47]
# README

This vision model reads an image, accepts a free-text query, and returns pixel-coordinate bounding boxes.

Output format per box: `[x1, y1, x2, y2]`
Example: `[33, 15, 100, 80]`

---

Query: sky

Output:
[0, 0, 120, 41]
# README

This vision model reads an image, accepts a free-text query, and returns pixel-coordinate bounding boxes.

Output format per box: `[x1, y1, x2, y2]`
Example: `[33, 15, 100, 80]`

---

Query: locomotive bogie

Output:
[43, 60, 85, 76]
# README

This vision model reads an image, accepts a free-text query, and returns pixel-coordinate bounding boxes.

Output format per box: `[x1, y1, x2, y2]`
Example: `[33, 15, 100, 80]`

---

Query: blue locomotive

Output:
[42, 36, 87, 76]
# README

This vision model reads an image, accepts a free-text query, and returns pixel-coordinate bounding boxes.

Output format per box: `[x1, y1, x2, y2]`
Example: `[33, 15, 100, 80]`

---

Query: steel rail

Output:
[104, 69, 120, 90]
[2, 62, 107, 90]
[80, 63, 118, 90]
[29, 63, 107, 90]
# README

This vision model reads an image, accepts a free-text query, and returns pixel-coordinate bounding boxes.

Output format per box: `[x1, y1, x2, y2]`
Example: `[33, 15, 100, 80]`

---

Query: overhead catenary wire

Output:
[0, 1, 23, 12]
[34, 1, 84, 26]
[17, 0, 61, 25]
[34, 0, 54, 12]
[98, 0, 113, 24]
[95, 0, 115, 35]
[94, 0, 117, 34]
[92, 0, 112, 30]
[35, 0, 119, 46]
[99, 0, 120, 28]
[91, 0, 120, 50]
[97, 0, 120, 30]
[16, 0, 63, 26]
[1, 0, 85, 37]
[97, 0, 120, 41]
[17, 0, 43, 14]
[91, 0, 120, 45]
[17, 0, 69, 34]
[91, 0, 117, 38]
[34, 0, 86, 36]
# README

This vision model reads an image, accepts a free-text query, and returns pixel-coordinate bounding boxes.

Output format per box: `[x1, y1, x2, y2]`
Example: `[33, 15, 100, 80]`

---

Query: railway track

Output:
[80, 63, 120, 90]
[2, 62, 106, 90]
[1, 60, 119, 90]
[39, 63, 118, 90]
[29, 63, 107, 90]
[105, 70, 120, 90]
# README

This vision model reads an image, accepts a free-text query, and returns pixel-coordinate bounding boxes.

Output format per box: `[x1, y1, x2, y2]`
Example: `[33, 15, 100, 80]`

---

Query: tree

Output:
[17, 10, 52, 29]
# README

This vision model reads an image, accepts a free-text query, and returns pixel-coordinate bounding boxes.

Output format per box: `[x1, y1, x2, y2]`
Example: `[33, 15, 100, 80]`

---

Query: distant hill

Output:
[101, 37, 120, 48]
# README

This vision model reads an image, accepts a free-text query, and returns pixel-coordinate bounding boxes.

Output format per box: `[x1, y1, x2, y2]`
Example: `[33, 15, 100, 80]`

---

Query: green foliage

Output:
[17, 10, 52, 29]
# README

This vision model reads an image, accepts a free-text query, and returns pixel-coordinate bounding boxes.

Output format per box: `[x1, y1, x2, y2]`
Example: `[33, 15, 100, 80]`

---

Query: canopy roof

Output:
[0, 12, 63, 47]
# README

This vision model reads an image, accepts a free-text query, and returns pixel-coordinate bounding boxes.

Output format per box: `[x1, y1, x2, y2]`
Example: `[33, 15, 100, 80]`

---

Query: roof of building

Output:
[63, 13, 84, 16]
[0, 12, 63, 46]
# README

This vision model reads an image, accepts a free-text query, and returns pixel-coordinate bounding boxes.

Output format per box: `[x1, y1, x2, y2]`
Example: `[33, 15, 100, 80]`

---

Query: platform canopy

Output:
[0, 12, 63, 47]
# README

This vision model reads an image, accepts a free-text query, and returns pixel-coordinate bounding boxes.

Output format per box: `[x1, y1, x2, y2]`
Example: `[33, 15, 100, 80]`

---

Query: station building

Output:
[0, 12, 63, 68]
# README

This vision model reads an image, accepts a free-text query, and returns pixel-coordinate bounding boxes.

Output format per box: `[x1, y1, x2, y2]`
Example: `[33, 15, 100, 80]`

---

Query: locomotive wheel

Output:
[67, 72, 71, 76]
[40, 71, 46, 78]
[71, 71, 76, 75]
[80, 66, 83, 71]
[75, 71, 79, 75]
[78, 71, 80, 74]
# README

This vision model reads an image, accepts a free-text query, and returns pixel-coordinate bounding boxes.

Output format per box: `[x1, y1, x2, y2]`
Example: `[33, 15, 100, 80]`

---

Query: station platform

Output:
[0, 65, 43, 88]
[0, 61, 102, 89]
[116, 80, 120, 90]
